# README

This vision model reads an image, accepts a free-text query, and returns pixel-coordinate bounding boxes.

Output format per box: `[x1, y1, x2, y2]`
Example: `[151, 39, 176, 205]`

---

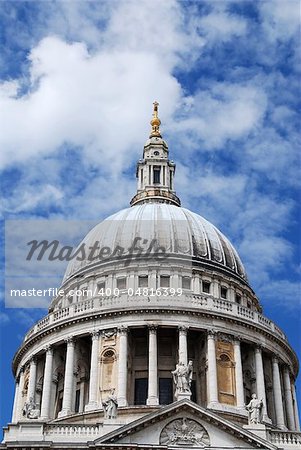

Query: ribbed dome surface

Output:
[63, 203, 247, 282]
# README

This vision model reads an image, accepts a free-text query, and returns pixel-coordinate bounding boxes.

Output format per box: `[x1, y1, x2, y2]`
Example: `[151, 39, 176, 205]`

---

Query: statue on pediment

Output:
[172, 360, 193, 393]
[102, 389, 118, 419]
[246, 393, 264, 424]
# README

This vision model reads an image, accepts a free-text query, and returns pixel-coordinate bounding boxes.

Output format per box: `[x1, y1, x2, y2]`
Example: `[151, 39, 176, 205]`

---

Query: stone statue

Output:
[102, 389, 118, 419]
[22, 397, 40, 419]
[246, 393, 264, 425]
[171, 360, 193, 393]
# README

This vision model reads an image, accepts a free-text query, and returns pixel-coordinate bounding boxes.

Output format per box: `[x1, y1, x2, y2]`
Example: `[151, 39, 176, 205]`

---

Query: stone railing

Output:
[45, 423, 101, 437]
[24, 292, 287, 342]
[268, 430, 301, 446]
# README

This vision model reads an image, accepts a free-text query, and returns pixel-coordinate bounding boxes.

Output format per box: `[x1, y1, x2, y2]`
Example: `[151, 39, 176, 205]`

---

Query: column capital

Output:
[272, 355, 279, 365]
[65, 335, 75, 345]
[29, 356, 37, 365]
[255, 344, 263, 353]
[178, 325, 188, 334]
[283, 363, 293, 375]
[207, 329, 217, 339]
[44, 344, 53, 355]
[118, 326, 128, 336]
[90, 330, 100, 340]
[233, 334, 242, 344]
[148, 324, 158, 333]
[16, 366, 25, 382]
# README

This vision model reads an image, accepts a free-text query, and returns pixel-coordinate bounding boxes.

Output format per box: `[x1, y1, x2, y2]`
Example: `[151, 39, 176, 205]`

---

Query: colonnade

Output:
[12, 326, 300, 432]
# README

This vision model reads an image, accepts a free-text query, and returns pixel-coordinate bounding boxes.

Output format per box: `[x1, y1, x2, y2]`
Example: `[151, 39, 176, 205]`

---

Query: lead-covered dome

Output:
[63, 203, 247, 282]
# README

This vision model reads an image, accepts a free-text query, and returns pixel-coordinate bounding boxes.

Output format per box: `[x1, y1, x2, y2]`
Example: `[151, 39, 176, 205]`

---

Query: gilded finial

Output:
[150, 101, 161, 138]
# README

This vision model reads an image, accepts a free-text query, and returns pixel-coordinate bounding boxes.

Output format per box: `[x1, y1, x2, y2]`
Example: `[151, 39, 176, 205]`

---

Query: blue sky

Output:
[0, 0, 300, 428]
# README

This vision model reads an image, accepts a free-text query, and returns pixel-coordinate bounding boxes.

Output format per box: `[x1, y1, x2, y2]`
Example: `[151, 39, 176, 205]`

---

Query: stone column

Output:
[283, 366, 295, 430]
[292, 382, 300, 431]
[254, 346, 269, 422]
[85, 331, 100, 411]
[207, 331, 219, 407]
[11, 378, 20, 422]
[87, 278, 94, 298]
[58, 337, 75, 417]
[147, 325, 158, 405]
[149, 270, 157, 290]
[193, 274, 200, 294]
[178, 326, 188, 365]
[212, 277, 219, 298]
[27, 357, 37, 402]
[14, 368, 25, 422]
[117, 327, 128, 407]
[40, 346, 54, 420]
[172, 273, 179, 290]
[233, 339, 245, 408]
[272, 356, 286, 429]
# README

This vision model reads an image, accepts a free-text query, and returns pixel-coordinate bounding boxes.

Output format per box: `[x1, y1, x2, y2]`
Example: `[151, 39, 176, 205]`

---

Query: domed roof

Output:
[63, 203, 247, 282]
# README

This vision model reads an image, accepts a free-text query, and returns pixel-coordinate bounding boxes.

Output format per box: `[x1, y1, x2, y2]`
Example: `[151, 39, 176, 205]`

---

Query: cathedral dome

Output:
[63, 203, 247, 283]
[7, 103, 299, 449]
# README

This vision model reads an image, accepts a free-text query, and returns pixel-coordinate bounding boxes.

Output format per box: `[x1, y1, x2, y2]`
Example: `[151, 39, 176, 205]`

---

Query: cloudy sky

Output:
[0, 0, 300, 425]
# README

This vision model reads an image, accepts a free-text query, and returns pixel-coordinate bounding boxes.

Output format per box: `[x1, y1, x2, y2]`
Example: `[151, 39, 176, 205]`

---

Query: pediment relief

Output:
[160, 417, 210, 447]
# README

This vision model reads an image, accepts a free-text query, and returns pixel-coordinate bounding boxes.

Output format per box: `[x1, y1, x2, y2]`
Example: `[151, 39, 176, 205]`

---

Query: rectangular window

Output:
[75, 389, 80, 413]
[247, 301, 251, 309]
[97, 281, 105, 292]
[134, 378, 148, 405]
[140, 168, 143, 185]
[138, 275, 148, 287]
[117, 277, 126, 289]
[221, 286, 228, 299]
[153, 166, 161, 184]
[163, 166, 166, 185]
[160, 275, 170, 287]
[182, 276, 191, 290]
[159, 378, 173, 405]
[170, 171, 173, 189]
[235, 294, 241, 304]
[202, 281, 211, 294]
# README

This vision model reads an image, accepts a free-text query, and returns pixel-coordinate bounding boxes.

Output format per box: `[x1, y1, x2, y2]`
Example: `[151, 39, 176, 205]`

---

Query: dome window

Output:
[138, 275, 148, 288]
[182, 276, 191, 290]
[97, 281, 105, 291]
[116, 277, 126, 290]
[160, 275, 170, 288]
[153, 166, 161, 184]
[202, 281, 211, 294]
[235, 294, 241, 304]
[221, 286, 228, 299]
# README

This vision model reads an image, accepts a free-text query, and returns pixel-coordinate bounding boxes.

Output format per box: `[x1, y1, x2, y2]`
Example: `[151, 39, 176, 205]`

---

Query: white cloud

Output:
[259, 0, 300, 41]
[3, 184, 63, 214]
[170, 82, 267, 150]
[197, 9, 247, 43]
[0, 36, 182, 170]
